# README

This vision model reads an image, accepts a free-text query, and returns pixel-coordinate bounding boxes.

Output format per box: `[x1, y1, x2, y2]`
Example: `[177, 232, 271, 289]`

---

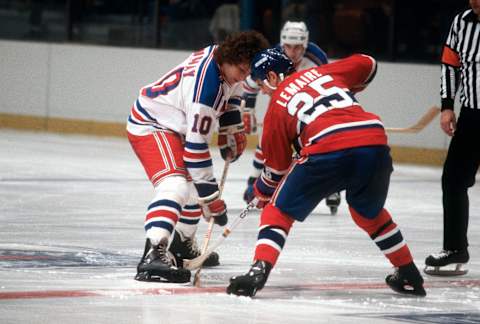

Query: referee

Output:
[425, 0, 480, 275]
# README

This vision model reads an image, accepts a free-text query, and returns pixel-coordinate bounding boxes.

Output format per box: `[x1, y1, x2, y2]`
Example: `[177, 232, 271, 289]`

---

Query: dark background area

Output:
[0, 0, 468, 63]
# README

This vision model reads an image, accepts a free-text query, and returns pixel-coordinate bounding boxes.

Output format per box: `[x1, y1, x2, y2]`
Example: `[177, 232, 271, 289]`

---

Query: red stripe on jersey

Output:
[181, 210, 202, 218]
[441, 46, 461, 67]
[145, 209, 179, 222]
[183, 150, 211, 160]
[131, 106, 148, 122]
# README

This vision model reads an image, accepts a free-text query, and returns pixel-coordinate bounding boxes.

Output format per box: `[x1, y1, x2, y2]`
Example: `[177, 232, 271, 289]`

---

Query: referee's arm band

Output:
[441, 98, 454, 111]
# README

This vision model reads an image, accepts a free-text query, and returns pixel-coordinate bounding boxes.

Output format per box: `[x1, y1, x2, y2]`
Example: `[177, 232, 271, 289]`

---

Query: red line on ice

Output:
[0, 280, 479, 300]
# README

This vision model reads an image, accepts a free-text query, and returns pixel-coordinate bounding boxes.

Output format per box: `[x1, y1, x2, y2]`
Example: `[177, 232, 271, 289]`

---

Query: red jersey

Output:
[260, 54, 387, 188]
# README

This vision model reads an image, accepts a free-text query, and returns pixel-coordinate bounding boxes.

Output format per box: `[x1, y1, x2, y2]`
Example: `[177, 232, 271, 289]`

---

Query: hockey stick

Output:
[385, 106, 440, 133]
[184, 199, 257, 271]
[192, 160, 230, 287]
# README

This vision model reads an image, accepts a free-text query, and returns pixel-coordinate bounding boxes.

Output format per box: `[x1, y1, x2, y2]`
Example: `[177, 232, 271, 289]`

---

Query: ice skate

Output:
[424, 249, 469, 276]
[385, 262, 426, 297]
[169, 230, 219, 267]
[226, 260, 272, 297]
[135, 238, 191, 283]
[326, 192, 341, 215]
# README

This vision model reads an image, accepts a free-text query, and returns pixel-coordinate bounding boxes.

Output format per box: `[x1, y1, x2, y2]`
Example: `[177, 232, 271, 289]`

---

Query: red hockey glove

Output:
[253, 180, 272, 209]
[218, 131, 247, 162]
[242, 109, 257, 134]
[199, 192, 228, 226]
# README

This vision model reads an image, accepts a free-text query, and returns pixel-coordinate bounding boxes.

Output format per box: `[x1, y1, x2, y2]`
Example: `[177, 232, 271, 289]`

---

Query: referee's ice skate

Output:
[424, 249, 469, 276]
[135, 238, 191, 283]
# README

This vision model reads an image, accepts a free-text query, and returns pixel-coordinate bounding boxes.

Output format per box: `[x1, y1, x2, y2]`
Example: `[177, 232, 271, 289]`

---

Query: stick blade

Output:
[193, 269, 202, 287]
[386, 106, 440, 133]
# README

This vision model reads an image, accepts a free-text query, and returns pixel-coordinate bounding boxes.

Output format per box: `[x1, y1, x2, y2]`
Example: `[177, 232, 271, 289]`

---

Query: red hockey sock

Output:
[350, 207, 413, 267]
[254, 204, 294, 266]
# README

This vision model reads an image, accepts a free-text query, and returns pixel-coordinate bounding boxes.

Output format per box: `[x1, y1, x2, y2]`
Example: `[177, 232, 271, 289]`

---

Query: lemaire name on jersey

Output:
[276, 69, 323, 107]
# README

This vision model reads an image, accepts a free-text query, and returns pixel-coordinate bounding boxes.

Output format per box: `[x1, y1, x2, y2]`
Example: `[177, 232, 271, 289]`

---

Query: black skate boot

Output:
[385, 262, 426, 297]
[424, 249, 469, 276]
[326, 192, 341, 215]
[135, 238, 191, 283]
[226, 260, 272, 297]
[169, 230, 219, 267]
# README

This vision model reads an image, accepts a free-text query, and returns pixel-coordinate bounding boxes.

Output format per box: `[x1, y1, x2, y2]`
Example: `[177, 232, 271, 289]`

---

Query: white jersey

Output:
[127, 45, 243, 187]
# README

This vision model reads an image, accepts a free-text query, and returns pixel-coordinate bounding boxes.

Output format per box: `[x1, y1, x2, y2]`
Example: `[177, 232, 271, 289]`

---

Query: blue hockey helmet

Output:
[250, 48, 295, 83]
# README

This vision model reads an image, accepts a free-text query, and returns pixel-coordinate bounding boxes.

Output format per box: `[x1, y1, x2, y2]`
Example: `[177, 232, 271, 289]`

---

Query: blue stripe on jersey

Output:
[145, 221, 174, 233]
[253, 160, 264, 170]
[219, 110, 242, 128]
[256, 177, 276, 196]
[376, 231, 404, 251]
[184, 160, 213, 168]
[193, 48, 222, 108]
[148, 199, 182, 212]
[127, 115, 166, 130]
[183, 204, 200, 210]
[194, 182, 219, 198]
[274, 42, 328, 66]
[312, 124, 384, 144]
[185, 141, 209, 150]
[228, 97, 242, 106]
[305, 42, 328, 65]
[258, 227, 286, 249]
[135, 99, 156, 122]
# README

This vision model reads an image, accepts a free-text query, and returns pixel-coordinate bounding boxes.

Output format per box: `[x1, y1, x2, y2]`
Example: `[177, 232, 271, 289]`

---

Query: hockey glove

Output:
[218, 108, 246, 162]
[198, 191, 228, 226]
[218, 132, 246, 162]
[253, 180, 272, 209]
[243, 176, 257, 203]
[242, 108, 257, 134]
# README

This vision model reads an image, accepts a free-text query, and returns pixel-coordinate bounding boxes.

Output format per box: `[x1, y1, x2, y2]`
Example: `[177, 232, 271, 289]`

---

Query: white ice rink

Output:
[0, 129, 479, 324]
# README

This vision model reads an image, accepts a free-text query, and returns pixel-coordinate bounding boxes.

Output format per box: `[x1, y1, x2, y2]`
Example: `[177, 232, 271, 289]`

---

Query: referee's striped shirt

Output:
[441, 9, 480, 111]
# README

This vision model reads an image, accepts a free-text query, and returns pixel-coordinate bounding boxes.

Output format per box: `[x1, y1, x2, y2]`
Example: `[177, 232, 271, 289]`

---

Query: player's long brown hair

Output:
[215, 31, 270, 66]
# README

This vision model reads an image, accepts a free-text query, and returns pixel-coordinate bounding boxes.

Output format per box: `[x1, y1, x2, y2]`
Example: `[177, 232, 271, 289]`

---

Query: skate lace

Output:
[432, 250, 454, 259]
[185, 237, 201, 257]
[157, 243, 173, 266]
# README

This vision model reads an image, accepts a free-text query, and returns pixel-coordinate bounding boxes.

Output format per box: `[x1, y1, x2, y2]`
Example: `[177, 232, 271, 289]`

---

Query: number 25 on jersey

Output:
[287, 75, 355, 125]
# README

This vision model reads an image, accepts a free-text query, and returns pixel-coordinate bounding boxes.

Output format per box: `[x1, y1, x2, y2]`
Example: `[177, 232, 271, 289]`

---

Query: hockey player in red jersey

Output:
[127, 31, 268, 283]
[226, 48, 426, 297]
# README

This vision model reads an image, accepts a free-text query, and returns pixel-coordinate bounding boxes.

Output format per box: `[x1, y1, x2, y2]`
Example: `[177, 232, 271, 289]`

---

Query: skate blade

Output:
[386, 282, 426, 297]
[135, 271, 191, 283]
[423, 264, 468, 276]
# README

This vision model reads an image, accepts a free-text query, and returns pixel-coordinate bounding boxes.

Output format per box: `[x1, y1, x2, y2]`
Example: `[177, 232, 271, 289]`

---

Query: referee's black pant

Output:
[442, 106, 480, 251]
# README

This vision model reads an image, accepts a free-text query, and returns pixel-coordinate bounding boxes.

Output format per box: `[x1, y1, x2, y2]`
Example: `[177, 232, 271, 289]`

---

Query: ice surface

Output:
[0, 129, 479, 324]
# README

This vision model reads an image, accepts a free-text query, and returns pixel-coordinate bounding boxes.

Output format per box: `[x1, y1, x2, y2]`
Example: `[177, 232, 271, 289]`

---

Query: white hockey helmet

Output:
[280, 21, 309, 48]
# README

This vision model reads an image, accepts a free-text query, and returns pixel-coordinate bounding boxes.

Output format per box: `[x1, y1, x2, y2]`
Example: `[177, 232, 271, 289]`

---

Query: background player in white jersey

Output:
[127, 31, 269, 283]
[242, 21, 341, 215]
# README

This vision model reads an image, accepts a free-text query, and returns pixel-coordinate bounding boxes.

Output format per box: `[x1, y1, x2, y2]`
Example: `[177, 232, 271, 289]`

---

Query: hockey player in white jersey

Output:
[127, 31, 269, 283]
[242, 21, 341, 215]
